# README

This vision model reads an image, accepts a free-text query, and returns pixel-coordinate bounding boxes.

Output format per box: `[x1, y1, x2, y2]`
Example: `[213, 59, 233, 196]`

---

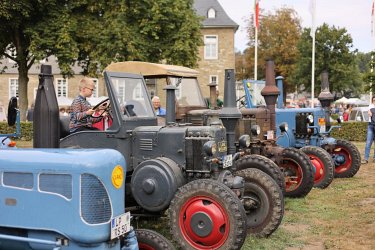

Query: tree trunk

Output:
[18, 61, 29, 121]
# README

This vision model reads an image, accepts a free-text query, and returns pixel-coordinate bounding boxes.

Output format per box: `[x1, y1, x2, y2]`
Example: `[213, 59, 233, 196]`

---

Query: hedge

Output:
[0, 121, 368, 142]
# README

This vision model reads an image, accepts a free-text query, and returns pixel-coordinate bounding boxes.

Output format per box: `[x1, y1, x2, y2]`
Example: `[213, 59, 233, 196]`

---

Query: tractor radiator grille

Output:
[39, 174, 72, 199]
[139, 139, 153, 151]
[295, 113, 309, 136]
[81, 174, 111, 224]
[3, 172, 33, 189]
[185, 138, 207, 171]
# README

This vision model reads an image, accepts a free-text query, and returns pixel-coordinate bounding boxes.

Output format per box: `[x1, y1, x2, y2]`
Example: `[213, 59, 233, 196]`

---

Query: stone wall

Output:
[196, 27, 236, 99]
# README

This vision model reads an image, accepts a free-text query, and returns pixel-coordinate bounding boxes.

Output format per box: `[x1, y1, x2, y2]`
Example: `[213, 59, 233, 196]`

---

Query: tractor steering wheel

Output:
[91, 98, 111, 118]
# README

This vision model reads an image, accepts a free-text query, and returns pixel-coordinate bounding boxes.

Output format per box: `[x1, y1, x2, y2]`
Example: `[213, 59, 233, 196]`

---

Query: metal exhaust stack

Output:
[164, 85, 177, 124]
[208, 82, 217, 109]
[219, 69, 241, 154]
[33, 65, 60, 148]
[318, 71, 334, 109]
[261, 60, 280, 132]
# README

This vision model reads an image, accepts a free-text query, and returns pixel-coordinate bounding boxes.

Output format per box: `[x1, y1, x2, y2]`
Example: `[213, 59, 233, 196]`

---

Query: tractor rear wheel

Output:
[301, 146, 334, 189]
[169, 179, 247, 250]
[332, 139, 361, 178]
[280, 148, 314, 198]
[234, 154, 285, 193]
[235, 168, 284, 237]
[136, 229, 176, 250]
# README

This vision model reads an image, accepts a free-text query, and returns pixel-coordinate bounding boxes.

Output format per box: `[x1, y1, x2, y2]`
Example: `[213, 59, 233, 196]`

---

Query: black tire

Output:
[301, 146, 334, 189]
[136, 229, 176, 250]
[169, 179, 247, 250]
[234, 154, 285, 193]
[332, 139, 361, 178]
[235, 168, 284, 237]
[280, 147, 314, 198]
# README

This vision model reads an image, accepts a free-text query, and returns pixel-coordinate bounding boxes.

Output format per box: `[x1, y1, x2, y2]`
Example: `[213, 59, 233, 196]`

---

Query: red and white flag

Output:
[372, 0, 375, 36]
[254, 0, 260, 29]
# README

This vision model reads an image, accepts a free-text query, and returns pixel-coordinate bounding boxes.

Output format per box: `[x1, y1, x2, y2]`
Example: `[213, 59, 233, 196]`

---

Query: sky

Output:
[218, 0, 374, 53]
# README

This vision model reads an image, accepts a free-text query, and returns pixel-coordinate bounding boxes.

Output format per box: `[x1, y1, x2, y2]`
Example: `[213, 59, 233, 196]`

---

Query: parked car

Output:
[349, 107, 369, 122]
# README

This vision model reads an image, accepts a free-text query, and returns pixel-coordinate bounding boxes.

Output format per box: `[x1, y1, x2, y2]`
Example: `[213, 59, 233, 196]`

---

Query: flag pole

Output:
[255, 25, 258, 81]
[311, 34, 315, 108]
[310, 0, 316, 108]
[254, 0, 259, 81]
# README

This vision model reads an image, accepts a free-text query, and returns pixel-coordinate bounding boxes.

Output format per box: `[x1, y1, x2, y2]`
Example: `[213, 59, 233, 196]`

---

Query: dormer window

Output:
[208, 8, 216, 18]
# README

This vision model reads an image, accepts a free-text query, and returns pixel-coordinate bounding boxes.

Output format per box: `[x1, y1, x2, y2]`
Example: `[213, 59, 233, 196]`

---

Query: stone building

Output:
[193, 0, 238, 98]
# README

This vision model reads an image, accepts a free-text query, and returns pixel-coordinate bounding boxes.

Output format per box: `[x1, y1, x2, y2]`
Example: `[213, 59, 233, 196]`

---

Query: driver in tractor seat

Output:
[69, 77, 106, 133]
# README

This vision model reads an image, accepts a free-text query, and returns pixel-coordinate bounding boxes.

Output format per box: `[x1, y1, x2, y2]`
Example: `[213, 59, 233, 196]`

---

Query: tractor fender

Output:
[276, 129, 295, 148]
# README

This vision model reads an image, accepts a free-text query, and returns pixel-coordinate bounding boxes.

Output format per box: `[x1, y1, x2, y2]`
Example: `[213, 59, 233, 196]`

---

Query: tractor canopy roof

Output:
[104, 61, 199, 78]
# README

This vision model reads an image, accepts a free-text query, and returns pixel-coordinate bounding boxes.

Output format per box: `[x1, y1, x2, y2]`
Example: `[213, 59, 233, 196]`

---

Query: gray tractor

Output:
[116, 61, 315, 199]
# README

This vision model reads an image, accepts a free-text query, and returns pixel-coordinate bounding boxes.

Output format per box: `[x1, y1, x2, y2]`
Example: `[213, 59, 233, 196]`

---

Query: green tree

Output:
[292, 24, 362, 98]
[244, 8, 301, 94]
[0, 0, 202, 120]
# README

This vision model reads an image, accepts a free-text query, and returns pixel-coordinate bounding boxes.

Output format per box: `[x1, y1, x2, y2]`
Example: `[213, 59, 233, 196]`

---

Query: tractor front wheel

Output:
[234, 154, 285, 193]
[136, 229, 176, 250]
[169, 179, 247, 250]
[301, 146, 334, 189]
[332, 139, 361, 178]
[235, 168, 284, 237]
[280, 148, 314, 198]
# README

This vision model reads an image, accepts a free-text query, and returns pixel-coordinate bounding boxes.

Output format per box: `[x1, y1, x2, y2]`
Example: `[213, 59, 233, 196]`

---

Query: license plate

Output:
[222, 154, 233, 168]
[320, 125, 326, 133]
[110, 212, 131, 240]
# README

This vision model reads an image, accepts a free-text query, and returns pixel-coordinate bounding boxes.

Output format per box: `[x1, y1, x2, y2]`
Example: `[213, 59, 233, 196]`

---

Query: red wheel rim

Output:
[308, 154, 325, 184]
[179, 196, 229, 249]
[281, 159, 303, 192]
[333, 146, 352, 174]
[138, 243, 155, 250]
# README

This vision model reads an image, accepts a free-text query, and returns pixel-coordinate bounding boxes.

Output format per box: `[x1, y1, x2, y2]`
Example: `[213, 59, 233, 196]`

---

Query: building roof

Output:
[0, 56, 83, 75]
[194, 0, 238, 30]
[105, 61, 199, 78]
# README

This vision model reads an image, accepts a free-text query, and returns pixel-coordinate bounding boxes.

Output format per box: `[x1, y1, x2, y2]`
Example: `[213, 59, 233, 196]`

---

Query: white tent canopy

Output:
[334, 97, 348, 104]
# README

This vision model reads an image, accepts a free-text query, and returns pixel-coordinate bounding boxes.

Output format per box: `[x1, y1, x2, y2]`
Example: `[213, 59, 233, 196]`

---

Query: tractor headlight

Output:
[279, 122, 288, 132]
[337, 116, 343, 124]
[251, 125, 261, 136]
[307, 115, 314, 124]
[203, 141, 217, 156]
[239, 134, 251, 147]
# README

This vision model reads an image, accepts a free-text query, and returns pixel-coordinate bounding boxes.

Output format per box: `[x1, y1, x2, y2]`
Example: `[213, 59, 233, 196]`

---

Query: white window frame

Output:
[9, 78, 19, 98]
[92, 78, 99, 98]
[56, 78, 68, 98]
[209, 75, 218, 86]
[204, 35, 218, 60]
[208, 8, 216, 18]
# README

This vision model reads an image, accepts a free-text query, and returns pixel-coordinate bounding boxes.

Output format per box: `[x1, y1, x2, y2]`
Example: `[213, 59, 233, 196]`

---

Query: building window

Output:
[92, 79, 99, 97]
[210, 75, 218, 85]
[56, 78, 68, 97]
[204, 35, 218, 59]
[9, 78, 19, 98]
[208, 8, 216, 18]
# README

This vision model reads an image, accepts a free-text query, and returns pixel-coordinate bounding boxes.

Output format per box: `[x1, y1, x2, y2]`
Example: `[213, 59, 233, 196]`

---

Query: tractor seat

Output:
[60, 116, 71, 138]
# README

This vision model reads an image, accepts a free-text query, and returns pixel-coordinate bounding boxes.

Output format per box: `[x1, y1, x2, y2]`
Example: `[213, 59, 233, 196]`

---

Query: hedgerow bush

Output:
[0, 121, 368, 142]
[0, 122, 33, 141]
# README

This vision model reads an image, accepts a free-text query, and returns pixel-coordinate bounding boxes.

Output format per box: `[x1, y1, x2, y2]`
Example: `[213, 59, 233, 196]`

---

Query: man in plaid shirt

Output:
[69, 77, 103, 133]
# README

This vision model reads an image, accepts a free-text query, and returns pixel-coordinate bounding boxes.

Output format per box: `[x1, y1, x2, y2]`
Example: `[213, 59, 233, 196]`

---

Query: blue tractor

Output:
[0, 85, 174, 250]
[241, 71, 361, 188]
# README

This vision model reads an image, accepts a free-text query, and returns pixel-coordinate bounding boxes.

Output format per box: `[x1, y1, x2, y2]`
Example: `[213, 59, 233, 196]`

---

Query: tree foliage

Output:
[242, 8, 301, 93]
[0, 0, 202, 120]
[292, 24, 362, 98]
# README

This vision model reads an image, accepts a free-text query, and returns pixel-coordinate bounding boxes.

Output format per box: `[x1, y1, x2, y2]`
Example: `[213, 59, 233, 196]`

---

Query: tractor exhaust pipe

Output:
[208, 82, 218, 109]
[318, 71, 334, 109]
[164, 85, 177, 124]
[261, 60, 280, 132]
[219, 69, 241, 154]
[33, 65, 60, 148]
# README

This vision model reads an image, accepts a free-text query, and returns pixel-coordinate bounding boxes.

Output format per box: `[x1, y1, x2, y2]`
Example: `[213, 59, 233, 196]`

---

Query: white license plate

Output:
[222, 154, 233, 168]
[320, 125, 326, 133]
[110, 212, 131, 240]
